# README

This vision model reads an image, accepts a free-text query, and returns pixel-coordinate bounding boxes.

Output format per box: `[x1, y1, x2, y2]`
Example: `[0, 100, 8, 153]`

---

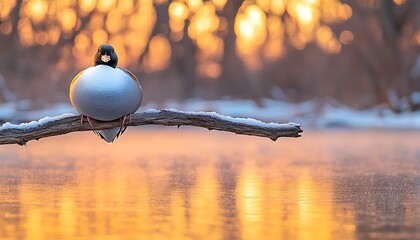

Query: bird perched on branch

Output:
[69, 44, 143, 143]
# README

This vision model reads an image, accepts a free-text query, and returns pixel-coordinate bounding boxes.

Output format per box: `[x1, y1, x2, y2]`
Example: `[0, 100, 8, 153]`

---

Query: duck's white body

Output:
[70, 65, 142, 121]
[69, 65, 142, 142]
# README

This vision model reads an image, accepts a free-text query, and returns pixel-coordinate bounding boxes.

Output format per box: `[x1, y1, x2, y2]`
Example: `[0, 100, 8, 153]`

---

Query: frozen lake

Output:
[0, 128, 419, 239]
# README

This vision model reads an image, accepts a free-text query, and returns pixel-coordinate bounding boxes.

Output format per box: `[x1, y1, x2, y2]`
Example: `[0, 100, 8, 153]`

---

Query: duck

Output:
[69, 44, 143, 143]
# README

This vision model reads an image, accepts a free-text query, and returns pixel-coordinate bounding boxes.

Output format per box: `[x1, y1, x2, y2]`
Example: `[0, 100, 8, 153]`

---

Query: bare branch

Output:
[0, 109, 303, 145]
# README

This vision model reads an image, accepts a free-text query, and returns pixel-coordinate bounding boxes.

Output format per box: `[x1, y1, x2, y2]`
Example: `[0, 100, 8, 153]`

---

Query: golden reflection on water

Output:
[1, 129, 420, 239]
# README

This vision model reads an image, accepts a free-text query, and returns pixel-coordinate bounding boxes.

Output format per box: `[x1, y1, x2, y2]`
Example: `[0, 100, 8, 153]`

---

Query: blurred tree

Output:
[331, 0, 420, 112]
[0, 0, 418, 111]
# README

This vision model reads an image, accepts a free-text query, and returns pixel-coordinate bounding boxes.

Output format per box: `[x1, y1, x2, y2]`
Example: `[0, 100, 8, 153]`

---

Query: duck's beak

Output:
[101, 53, 111, 63]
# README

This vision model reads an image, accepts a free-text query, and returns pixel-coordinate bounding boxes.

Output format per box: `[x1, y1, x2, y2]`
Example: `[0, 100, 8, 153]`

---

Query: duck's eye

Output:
[98, 49, 101, 53]
[111, 49, 114, 53]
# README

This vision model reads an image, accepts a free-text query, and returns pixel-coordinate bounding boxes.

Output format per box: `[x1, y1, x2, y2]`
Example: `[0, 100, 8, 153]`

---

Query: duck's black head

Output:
[94, 44, 118, 68]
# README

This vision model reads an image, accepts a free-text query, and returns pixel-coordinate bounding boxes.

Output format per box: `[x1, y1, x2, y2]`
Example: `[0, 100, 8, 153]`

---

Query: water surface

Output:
[0, 129, 419, 239]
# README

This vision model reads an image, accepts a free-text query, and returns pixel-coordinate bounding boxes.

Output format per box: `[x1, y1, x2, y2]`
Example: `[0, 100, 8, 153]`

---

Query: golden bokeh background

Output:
[0, 0, 419, 111]
[1, 0, 351, 72]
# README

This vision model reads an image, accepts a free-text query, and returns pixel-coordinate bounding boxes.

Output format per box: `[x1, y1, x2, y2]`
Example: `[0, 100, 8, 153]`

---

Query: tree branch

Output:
[0, 109, 303, 145]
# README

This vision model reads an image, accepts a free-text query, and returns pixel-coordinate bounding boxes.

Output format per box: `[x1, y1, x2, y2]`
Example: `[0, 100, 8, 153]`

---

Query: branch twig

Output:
[0, 109, 303, 145]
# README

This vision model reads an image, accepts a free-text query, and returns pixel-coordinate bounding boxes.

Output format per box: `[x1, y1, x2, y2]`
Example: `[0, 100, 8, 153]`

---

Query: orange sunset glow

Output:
[0, 130, 356, 240]
[1, 1, 420, 239]
[2, 130, 419, 239]
[0, 0, 352, 75]
[1, 0, 418, 110]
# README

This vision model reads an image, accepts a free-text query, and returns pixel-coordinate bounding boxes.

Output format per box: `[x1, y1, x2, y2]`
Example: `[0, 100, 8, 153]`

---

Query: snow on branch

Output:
[0, 109, 303, 145]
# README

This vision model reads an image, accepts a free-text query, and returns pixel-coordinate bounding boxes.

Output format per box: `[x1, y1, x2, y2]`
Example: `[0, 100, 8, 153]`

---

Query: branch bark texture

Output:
[0, 109, 303, 145]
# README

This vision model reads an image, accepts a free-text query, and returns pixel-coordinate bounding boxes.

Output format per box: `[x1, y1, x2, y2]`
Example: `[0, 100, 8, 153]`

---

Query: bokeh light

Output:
[0, 0, 354, 76]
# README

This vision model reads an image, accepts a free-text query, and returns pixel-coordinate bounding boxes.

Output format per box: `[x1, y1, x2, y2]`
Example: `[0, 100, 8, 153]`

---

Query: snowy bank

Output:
[1, 98, 419, 129]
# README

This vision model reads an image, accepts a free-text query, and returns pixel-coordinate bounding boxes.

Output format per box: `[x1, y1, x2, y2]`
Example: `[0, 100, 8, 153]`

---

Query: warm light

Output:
[106, 9, 123, 33]
[47, 27, 60, 45]
[236, 4, 267, 44]
[186, 1, 224, 78]
[59, 8, 77, 32]
[234, 3, 267, 69]
[189, 167, 221, 239]
[197, 15, 218, 33]
[267, 16, 282, 38]
[75, 33, 90, 52]
[316, 26, 341, 53]
[88, 14, 104, 29]
[197, 33, 222, 55]
[169, 19, 185, 33]
[237, 166, 264, 239]
[393, 0, 406, 5]
[257, 0, 270, 11]
[35, 31, 48, 45]
[186, 0, 203, 12]
[415, 31, 420, 45]
[265, 16, 284, 60]
[211, 0, 227, 11]
[3, 130, 387, 240]
[264, 40, 283, 60]
[0, 0, 16, 20]
[339, 4, 353, 20]
[297, 174, 335, 240]
[79, 0, 96, 14]
[317, 26, 333, 43]
[128, 5, 156, 31]
[0, 19, 12, 34]
[188, 3, 218, 39]
[198, 3, 217, 18]
[92, 29, 109, 47]
[295, 2, 314, 24]
[303, 0, 318, 4]
[245, 5, 265, 26]
[205, 62, 221, 78]
[125, 31, 148, 57]
[143, 35, 171, 72]
[339, 30, 354, 45]
[109, 35, 127, 66]
[270, 0, 285, 15]
[236, 17, 255, 40]
[97, 0, 116, 12]
[170, 17, 185, 41]
[169, 2, 189, 20]
[0, 0, 355, 74]
[18, 18, 34, 47]
[26, 0, 48, 23]
[118, 0, 134, 13]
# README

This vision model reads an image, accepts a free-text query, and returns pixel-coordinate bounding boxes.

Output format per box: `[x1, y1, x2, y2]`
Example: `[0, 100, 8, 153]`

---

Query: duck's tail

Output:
[93, 127, 127, 143]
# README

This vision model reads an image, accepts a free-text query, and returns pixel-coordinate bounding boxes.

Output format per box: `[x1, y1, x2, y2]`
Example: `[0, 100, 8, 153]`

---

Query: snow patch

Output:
[1, 97, 420, 129]
[412, 92, 420, 104]
[1, 113, 75, 130]
[143, 109, 160, 114]
[163, 108, 299, 129]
